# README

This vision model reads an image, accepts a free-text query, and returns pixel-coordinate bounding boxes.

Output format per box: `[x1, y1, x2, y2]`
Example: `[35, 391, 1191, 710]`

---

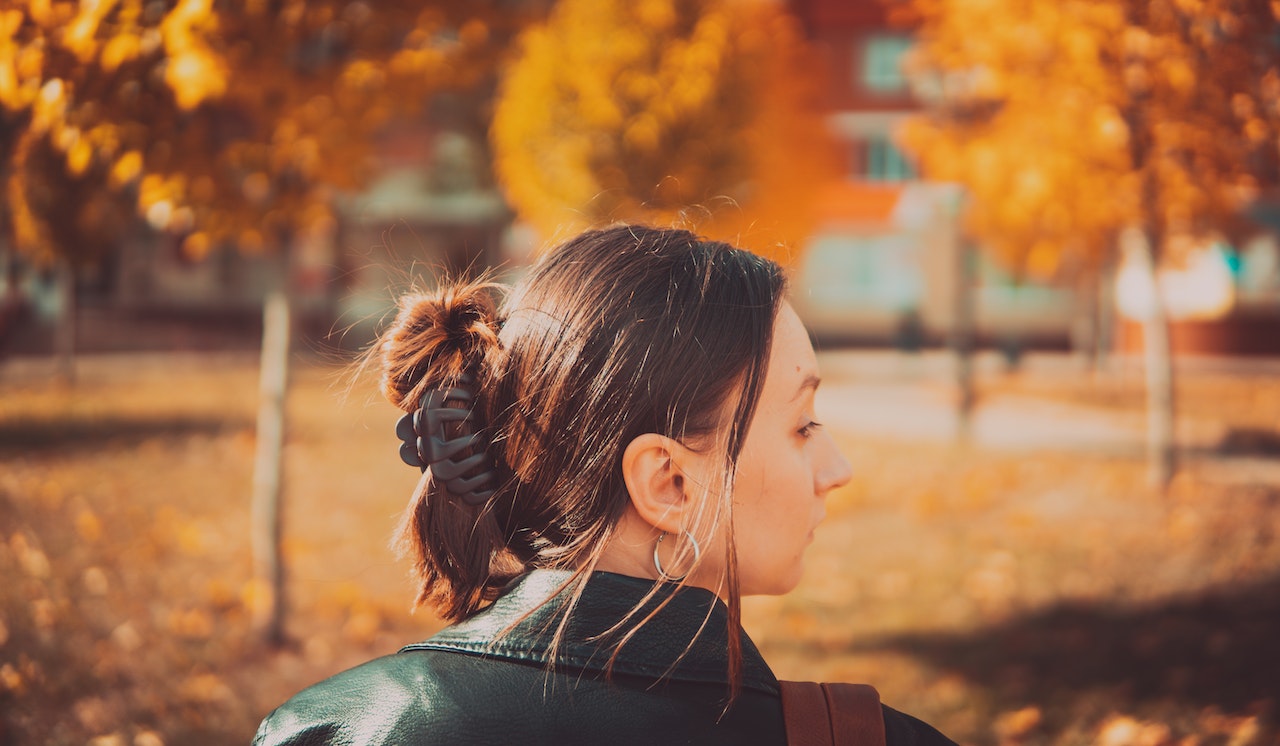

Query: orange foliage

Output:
[0, 0, 543, 266]
[490, 0, 838, 262]
[902, 0, 1280, 279]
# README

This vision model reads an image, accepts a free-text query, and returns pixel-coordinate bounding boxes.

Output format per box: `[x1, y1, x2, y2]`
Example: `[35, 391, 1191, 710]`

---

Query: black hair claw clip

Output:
[396, 375, 498, 506]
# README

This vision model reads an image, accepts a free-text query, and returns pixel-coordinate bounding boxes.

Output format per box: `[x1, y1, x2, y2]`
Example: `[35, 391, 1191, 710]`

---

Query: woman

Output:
[254, 225, 956, 745]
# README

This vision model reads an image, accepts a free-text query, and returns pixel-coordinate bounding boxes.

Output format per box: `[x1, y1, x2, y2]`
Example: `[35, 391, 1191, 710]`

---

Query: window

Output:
[864, 136, 915, 181]
[862, 35, 913, 93]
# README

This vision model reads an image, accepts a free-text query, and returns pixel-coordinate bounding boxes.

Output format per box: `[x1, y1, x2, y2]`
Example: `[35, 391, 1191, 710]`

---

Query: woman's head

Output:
[608, 299, 852, 598]
[377, 224, 849, 622]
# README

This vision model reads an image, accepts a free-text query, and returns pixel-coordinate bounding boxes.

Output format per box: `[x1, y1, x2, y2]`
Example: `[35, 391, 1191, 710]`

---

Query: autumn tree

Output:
[902, 0, 1280, 486]
[490, 0, 837, 261]
[2, 0, 539, 265]
[0, 0, 544, 641]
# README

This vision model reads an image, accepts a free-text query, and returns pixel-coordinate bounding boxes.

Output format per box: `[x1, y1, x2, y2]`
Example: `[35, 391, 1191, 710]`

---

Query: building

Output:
[785, 0, 1081, 350]
[787, 0, 1280, 356]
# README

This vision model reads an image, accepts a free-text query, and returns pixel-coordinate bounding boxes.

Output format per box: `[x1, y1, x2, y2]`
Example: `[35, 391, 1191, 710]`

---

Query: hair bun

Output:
[379, 281, 504, 411]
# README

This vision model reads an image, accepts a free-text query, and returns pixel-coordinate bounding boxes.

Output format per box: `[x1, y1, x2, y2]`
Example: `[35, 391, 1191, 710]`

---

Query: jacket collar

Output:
[402, 569, 780, 695]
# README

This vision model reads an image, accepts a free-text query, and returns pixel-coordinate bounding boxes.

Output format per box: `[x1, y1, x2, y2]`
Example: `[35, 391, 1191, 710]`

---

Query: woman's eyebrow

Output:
[791, 374, 821, 402]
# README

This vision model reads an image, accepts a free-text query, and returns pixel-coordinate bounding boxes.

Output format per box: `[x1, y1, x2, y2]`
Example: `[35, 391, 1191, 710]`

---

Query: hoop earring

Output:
[653, 531, 701, 582]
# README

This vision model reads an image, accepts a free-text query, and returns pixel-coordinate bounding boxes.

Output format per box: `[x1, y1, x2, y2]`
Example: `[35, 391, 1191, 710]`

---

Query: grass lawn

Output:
[1, 352, 1277, 745]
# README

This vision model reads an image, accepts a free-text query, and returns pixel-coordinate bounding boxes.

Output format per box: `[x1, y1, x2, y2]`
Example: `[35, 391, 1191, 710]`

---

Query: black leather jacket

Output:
[253, 570, 956, 745]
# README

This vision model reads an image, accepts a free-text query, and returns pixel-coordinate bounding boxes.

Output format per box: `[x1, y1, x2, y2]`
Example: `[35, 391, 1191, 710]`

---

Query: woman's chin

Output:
[742, 566, 805, 597]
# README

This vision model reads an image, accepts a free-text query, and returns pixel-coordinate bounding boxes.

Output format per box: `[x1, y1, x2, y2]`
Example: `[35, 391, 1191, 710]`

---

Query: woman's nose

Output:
[816, 432, 853, 496]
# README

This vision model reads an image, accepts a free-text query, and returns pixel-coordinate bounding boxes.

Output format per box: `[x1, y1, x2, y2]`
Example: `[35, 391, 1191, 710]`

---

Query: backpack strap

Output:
[780, 681, 833, 746]
[779, 681, 886, 746]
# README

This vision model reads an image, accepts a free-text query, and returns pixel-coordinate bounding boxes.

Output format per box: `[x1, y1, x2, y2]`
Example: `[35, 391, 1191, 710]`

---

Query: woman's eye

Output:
[798, 421, 823, 439]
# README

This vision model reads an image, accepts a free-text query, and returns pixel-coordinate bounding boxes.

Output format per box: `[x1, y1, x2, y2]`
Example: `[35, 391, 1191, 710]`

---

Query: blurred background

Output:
[2, 0, 1279, 744]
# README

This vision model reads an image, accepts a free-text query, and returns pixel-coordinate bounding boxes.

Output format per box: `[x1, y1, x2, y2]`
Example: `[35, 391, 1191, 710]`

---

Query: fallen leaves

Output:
[12, 532, 51, 578]
[167, 607, 215, 639]
[77, 507, 104, 542]
[994, 705, 1042, 744]
[1096, 715, 1176, 746]
[0, 359, 448, 744]
[965, 550, 1020, 612]
[83, 566, 110, 596]
[110, 621, 143, 653]
[178, 673, 234, 704]
[0, 662, 23, 694]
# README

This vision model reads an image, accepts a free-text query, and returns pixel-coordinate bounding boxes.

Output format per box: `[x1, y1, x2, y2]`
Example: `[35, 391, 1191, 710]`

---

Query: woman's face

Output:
[721, 302, 853, 596]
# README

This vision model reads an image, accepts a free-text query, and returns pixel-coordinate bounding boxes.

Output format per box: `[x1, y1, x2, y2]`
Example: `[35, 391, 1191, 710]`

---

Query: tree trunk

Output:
[1071, 256, 1117, 378]
[952, 238, 976, 441]
[0, 248, 17, 360]
[1071, 274, 1100, 372]
[54, 261, 76, 383]
[1095, 254, 1116, 376]
[251, 289, 291, 645]
[1129, 232, 1177, 489]
[1119, 64, 1174, 488]
[1142, 305, 1176, 489]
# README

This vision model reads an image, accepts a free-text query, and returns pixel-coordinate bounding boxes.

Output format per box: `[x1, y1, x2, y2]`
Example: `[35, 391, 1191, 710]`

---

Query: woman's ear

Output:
[621, 433, 693, 534]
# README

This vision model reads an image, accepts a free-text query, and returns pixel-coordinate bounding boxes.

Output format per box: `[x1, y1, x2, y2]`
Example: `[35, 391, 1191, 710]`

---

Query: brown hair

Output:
[378, 224, 786, 688]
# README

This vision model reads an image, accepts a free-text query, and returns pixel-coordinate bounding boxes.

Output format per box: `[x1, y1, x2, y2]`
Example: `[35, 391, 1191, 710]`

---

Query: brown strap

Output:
[780, 681, 834, 746]
[822, 683, 886, 746]
[779, 681, 885, 746]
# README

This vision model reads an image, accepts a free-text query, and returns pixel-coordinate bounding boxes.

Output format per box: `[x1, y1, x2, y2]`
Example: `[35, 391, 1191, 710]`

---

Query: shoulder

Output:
[882, 704, 960, 746]
[253, 647, 788, 746]
[253, 650, 464, 746]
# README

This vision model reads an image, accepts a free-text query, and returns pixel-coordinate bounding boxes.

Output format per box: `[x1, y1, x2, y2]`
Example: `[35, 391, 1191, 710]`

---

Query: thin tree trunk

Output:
[54, 261, 76, 383]
[1072, 274, 1099, 372]
[1130, 233, 1176, 489]
[1120, 50, 1175, 488]
[952, 238, 976, 441]
[252, 289, 290, 645]
[1142, 309, 1176, 488]
[0, 248, 16, 361]
[1095, 254, 1116, 376]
